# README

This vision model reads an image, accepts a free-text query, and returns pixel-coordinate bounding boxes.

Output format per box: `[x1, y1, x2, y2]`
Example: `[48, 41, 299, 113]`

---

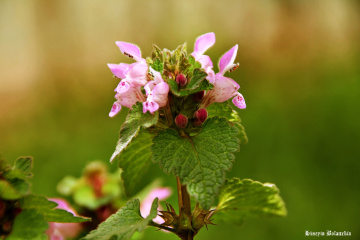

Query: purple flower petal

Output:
[115, 80, 130, 93]
[143, 99, 159, 114]
[212, 74, 240, 102]
[219, 45, 238, 75]
[107, 63, 129, 79]
[152, 82, 169, 107]
[116, 41, 142, 62]
[126, 62, 148, 87]
[232, 93, 246, 109]
[194, 32, 216, 55]
[197, 54, 213, 70]
[109, 102, 122, 117]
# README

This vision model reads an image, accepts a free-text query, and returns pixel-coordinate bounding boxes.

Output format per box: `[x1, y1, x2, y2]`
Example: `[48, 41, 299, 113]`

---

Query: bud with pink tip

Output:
[175, 114, 188, 128]
[176, 74, 187, 87]
[194, 109, 208, 124]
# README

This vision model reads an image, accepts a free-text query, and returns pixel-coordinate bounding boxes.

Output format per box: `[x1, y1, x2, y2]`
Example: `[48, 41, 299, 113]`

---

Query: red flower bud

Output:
[193, 91, 205, 102]
[175, 114, 188, 128]
[176, 74, 187, 87]
[194, 108, 208, 125]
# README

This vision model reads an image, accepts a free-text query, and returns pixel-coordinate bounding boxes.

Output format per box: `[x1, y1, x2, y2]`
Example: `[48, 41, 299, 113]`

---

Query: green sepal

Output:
[82, 198, 158, 240]
[20, 194, 91, 223]
[150, 57, 163, 72]
[110, 102, 159, 163]
[152, 117, 239, 209]
[214, 178, 287, 225]
[6, 209, 48, 240]
[207, 101, 248, 144]
[168, 69, 212, 97]
[119, 130, 155, 197]
[151, 44, 164, 62]
[186, 55, 202, 76]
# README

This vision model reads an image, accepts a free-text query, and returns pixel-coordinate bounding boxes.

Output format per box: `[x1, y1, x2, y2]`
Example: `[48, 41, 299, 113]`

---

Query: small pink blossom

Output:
[108, 41, 149, 117]
[109, 87, 145, 117]
[46, 198, 83, 240]
[140, 187, 172, 224]
[191, 32, 216, 83]
[143, 68, 169, 114]
[201, 44, 246, 109]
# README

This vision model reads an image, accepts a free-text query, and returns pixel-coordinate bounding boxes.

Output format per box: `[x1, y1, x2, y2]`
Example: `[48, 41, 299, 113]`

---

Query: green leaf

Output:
[110, 102, 159, 163]
[82, 198, 158, 240]
[207, 101, 248, 144]
[20, 194, 90, 223]
[14, 157, 33, 176]
[119, 130, 154, 197]
[0, 179, 22, 200]
[6, 209, 48, 240]
[152, 117, 239, 209]
[215, 178, 287, 225]
[7, 178, 30, 196]
[3, 157, 33, 181]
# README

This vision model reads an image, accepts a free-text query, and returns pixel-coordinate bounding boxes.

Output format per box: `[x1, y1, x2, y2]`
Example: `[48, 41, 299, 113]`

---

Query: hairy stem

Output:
[176, 177, 194, 240]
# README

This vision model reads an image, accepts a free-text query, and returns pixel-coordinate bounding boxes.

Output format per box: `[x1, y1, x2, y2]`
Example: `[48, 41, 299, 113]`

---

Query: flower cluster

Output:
[108, 32, 246, 128]
[108, 42, 169, 116]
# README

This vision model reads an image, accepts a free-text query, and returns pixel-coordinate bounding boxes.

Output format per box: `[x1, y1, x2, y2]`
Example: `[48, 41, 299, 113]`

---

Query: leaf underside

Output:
[215, 178, 287, 225]
[119, 130, 155, 197]
[20, 194, 90, 223]
[152, 117, 239, 210]
[110, 102, 159, 162]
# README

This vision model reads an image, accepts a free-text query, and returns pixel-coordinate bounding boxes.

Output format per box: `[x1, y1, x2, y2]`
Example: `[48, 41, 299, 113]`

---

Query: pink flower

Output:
[201, 44, 246, 109]
[143, 68, 169, 114]
[46, 198, 83, 240]
[140, 187, 172, 224]
[108, 42, 149, 117]
[191, 32, 216, 83]
[109, 87, 145, 117]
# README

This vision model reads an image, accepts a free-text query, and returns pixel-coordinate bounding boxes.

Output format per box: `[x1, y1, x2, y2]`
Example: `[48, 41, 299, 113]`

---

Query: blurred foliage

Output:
[0, 0, 359, 239]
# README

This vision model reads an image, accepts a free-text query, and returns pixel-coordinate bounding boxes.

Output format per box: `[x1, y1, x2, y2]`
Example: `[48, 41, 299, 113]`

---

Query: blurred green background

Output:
[1, 0, 359, 239]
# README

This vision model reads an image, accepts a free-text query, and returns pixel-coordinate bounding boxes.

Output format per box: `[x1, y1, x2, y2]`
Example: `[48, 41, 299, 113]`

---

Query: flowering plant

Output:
[0, 33, 286, 240]
[82, 33, 287, 240]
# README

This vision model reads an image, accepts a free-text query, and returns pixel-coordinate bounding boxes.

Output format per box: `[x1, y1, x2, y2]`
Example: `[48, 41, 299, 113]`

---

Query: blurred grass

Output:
[1, 0, 360, 239]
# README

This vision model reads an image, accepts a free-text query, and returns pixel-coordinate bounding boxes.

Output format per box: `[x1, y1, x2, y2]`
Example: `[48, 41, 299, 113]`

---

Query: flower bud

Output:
[175, 114, 188, 128]
[176, 74, 187, 87]
[194, 108, 208, 125]
[193, 91, 205, 102]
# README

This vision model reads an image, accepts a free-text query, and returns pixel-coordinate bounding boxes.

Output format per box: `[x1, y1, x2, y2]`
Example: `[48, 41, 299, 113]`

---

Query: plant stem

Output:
[148, 221, 177, 234]
[176, 177, 194, 240]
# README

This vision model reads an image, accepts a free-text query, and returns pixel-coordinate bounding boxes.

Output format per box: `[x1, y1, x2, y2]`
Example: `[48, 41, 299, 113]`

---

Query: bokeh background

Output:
[1, 0, 359, 239]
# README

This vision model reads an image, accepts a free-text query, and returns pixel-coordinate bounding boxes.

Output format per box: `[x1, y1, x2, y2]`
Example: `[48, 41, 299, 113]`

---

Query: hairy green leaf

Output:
[119, 130, 154, 197]
[207, 101, 248, 144]
[20, 194, 90, 223]
[215, 178, 287, 225]
[110, 102, 159, 163]
[82, 198, 158, 240]
[6, 209, 48, 240]
[152, 117, 239, 209]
